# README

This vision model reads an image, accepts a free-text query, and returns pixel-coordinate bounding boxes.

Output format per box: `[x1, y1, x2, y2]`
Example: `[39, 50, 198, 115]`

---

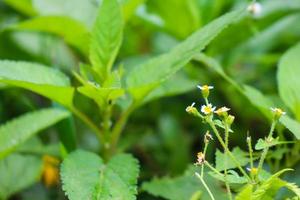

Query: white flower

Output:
[201, 103, 216, 115]
[214, 106, 230, 115]
[197, 85, 214, 91]
[247, 2, 262, 17]
[270, 107, 286, 119]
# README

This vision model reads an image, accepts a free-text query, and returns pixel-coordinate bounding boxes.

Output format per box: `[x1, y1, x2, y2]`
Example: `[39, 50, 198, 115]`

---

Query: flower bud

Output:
[196, 152, 205, 165]
[204, 131, 213, 144]
[186, 102, 200, 117]
[226, 115, 235, 125]
[270, 107, 286, 121]
[197, 85, 213, 99]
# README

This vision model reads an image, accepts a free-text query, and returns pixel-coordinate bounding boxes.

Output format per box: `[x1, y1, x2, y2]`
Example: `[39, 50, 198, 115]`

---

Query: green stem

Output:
[195, 172, 216, 200]
[201, 142, 209, 178]
[204, 161, 223, 177]
[207, 120, 251, 181]
[224, 123, 233, 200]
[257, 121, 276, 174]
[109, 103, 136, 154]
[70, 106, 103, 142]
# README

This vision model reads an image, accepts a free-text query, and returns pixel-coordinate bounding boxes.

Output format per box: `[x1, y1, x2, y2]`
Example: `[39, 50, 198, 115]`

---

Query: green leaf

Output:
[142, 166, 226, 200]
[61, 150, 103, 200]
[78, 84, 125, 108]
[243, 85, 273, 119]
[255, 138, 278, 150]
[0, 108, 70, 158]
[280, 115, 300, 139]
[90, 0, 123, 81]
[215, 147, 249, 171]
[8, 16, 90, 56]
[252, 169, 293, 200]
[126, 8, 244, 101]
[3, 0, 37, 16]
[278, 42, 300, 119]
[0, 60, 74, 107]
[235, 184, 253, 200]
[143, 72, 197, 104]
[209, 170, 248, 184]
[122, 0, 145, 22]
[0, 153, 43, 200]
[61, 150, 140, 200]
[146, 0, 200, 38]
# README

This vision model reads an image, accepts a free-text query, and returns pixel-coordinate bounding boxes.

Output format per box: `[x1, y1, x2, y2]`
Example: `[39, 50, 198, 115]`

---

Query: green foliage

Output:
[9, 16, 90, 56]
[3, 0, 37, 16]
[0, 108, 70, 159]
[0, 153, 43, 200]
[278, 43, 300, 120]
[147, 0, 200, 38]
[61, 150, 140, 200]
[252, 169, 293, 199]
[235, 184, 253, 200]
[0, 60, 74, 107]
[279, 116, 300, 139]
[142, 166, 226, 200]
[215, 147, 249, 171]
[90, 0, 123, 82]
[126, 9, 244, 101]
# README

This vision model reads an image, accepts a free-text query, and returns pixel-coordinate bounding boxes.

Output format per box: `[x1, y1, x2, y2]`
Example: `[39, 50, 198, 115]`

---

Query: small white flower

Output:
[214, 106, 230, 115]
[197, 85, 214, 91]
[247, 2, 262, 17]
[270, 107, 286, 117]
[201, 103, 216, 115]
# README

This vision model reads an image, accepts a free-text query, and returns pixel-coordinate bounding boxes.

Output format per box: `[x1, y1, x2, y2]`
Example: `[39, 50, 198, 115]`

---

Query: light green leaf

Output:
[61, 150, 140, 200]
[235, 184, 253, 200]
[0, 60, 74, 107]
[147, 0, 200, 38]
[3, 0, 37, 16]
[78, 84, 125, 108]
[209, 170, 247, 184]
[0, 108, 70, 158]
[61, 150, 103, 200]
[126, 9, 244, 101]
[0, 154, 43, 200]
[8, 16, 90, 56]
[255, 138, 278, 150]
[278, 42, 300, 120]
[215, 147, 249, 171]
[122, 0, 145, 21]
[90, 0, 123, 81]
[142, 166, 226, 200]
[280, 115, 300, 139]
[253, 169, 293, 200]
[243, 85, 273, 119]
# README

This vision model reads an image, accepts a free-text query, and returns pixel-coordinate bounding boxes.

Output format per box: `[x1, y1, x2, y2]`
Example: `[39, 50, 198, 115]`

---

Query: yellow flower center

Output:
[204, 106, 212, 113]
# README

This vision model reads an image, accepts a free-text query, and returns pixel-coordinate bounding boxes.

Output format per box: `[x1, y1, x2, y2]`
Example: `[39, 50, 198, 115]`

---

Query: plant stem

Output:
[70, 106, 103, 142]
[195, 172, 216, 200]
[224, 123, 233, 200]
[207, 120, 251, 181]
[257, 121, 276, 174]
[109, 103, 136, 154]
[201, 142, 209, 178]
[204, 161, 223, 177]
